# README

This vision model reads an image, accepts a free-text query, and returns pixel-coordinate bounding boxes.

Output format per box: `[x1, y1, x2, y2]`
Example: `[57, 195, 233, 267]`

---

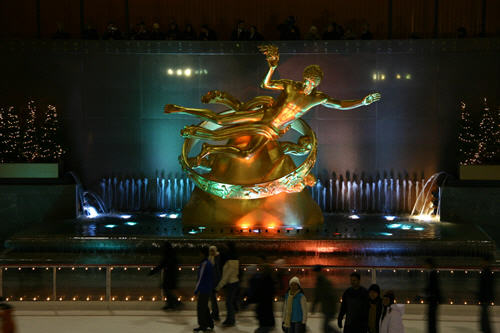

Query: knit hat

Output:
[289, 276, 301, 287]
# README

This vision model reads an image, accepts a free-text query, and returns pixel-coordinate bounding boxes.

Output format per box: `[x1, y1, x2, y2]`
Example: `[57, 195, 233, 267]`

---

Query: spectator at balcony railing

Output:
[322, 23, 342, 40]
[52, 22, 70, 39]
[248, 25, 264, 41]
[457, 26, 467, 38]
[360, 23, 373, 40]
[102, 22, 122, 40]
[278, 16, 301, 40]
[149, 22, 165, 40]
[130, 21, 149, 40]
[167, 21, 180, 40]
[181, 23, 197, 40]
[81, 24, 99, 40]
[231, 20, 249, 41]
[342, 27, 356, 40]
[199, 24, 217, 41]
[305, 25, 321, 41]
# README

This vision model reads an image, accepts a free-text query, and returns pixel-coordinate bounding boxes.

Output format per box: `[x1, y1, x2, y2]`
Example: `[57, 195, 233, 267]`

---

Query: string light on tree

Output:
[39, 104, 64, 161]
[497, 106, 500, 155]
[0, 106, 21, 162]
[0, 107, 5, 163]
[477, 98, 499, 164]
[21, 100, 40, 161]
[457, 101, 479, 165]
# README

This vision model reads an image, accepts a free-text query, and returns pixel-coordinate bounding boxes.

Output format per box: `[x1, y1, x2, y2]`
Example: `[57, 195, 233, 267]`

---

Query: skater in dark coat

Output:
[149, 241, 181, 310]
[478, 255, 495, 333]
[338, 272, 369, 332]
[312, 265, 339, 333]
[194, 247, 215, 332]
[247, 263, 276, 333]
[368, 284, 383, 333]
[425, 258, 441, 333]
[208, 245, 222, 321]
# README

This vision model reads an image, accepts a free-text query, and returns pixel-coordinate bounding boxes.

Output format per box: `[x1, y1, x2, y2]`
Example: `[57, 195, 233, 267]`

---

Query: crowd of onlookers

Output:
[53, 17, 372, 41]
[150, 242, 496, 333]
[48, 16, 477, 41]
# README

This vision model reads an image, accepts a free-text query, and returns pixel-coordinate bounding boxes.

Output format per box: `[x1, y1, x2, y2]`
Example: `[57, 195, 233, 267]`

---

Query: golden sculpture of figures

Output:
[165, 45, 381, 168]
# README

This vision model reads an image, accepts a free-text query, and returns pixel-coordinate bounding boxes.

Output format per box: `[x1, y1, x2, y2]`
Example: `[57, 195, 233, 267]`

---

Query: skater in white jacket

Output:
[379, 291, 405, 333]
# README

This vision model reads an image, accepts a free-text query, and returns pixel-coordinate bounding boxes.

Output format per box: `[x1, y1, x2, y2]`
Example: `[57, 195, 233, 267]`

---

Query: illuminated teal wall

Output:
[0, 39, 498, 190]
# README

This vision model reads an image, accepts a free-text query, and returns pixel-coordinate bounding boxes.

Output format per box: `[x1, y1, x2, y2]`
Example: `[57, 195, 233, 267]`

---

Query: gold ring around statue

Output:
[179, 117, 317, 200]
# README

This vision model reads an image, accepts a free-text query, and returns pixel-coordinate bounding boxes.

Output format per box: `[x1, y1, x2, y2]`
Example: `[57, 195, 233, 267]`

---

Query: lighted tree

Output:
[477, 98, 499, 164]
[0, 106, 21, 162]
[457, 101, 479, 165]
[497, 105, 500, 161]
[39, 104, 64, 161]
[0, 107, 5, 163]
[21, 100, 40, 161]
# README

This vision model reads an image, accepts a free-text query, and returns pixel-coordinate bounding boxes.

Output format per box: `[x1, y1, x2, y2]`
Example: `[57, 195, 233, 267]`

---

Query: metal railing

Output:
[1, 264, 497, 305]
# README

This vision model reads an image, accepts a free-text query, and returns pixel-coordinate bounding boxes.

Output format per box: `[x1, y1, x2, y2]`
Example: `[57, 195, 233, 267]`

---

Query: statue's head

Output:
[302, 65, 323, 95]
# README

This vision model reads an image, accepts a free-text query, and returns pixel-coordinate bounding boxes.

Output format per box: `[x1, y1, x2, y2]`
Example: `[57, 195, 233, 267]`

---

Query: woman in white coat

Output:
[379, 291, 405, 333]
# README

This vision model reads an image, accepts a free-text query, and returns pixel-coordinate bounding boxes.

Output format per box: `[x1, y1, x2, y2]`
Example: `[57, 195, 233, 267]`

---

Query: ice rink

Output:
[12, 303, 500, 333]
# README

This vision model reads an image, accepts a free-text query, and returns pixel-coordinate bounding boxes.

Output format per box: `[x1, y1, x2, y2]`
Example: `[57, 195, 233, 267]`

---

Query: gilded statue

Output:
[164, 45, 380, 200]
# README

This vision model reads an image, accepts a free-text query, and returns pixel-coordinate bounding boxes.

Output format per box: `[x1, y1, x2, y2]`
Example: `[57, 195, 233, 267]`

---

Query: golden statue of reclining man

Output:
[164, 45, 381, 167]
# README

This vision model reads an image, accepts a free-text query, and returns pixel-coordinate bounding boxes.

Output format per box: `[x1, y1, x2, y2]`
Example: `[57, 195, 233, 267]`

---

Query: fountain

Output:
[96, 173, 432, 216]
[410, 172, 449, 221]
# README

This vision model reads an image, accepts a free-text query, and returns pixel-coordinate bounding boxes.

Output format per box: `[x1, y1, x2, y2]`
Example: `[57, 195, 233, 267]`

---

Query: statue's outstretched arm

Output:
[258, 44, 286, 91]
[322, 92, 381, 110]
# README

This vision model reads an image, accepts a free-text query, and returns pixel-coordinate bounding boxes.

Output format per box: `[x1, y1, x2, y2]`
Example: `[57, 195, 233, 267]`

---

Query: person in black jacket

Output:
[312, 265, 339, 333]
[194, 246, 215, 332]
[247, 261, 275, 333]
[277, 16, 300, 40]
[367, 284, 382, 333]
[149, 241, 181, 310]
[102, 22, 122, 40]
[149, 22, 165, 40]
[181, 24, 197, 40]
[231, 20, 249, 41]
[479, 255, 495, 333]
[208, 245, 222, 321]
[338, 272, 369, 333]
[166, 21, 180, 40]
[199, 24, 217, 41]
[248, 26, 264, 41]
[425, 258, 441, 333]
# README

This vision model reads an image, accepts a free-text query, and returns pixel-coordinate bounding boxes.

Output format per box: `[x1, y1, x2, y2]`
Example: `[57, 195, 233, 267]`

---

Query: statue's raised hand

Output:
[362, 93, 381, 105]
[258, 45, 279, 68]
